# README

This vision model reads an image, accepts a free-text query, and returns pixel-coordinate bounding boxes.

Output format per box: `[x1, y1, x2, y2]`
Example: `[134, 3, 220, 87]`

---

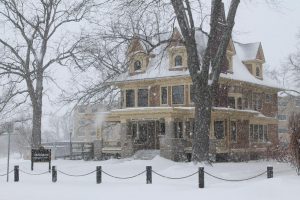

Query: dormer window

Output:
[175, 55, 182, 67]
[168, 46, 187, 69]
[256, 66, 260, 77]
[134, 60, 142, 71]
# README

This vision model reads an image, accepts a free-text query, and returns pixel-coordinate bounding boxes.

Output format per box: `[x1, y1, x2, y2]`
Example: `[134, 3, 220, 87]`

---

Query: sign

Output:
[31, 147, 51, 172]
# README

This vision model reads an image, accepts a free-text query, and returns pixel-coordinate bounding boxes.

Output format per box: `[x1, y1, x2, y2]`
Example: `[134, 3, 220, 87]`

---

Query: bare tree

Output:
[170, 0, 240, 162]
[288, 112, 300, 174]
[74, 0, 239, 162]
[0, 0, 96, 147]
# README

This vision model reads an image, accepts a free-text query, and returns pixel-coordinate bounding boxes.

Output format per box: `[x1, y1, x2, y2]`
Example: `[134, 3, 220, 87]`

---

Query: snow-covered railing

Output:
[4, 165, 275, 188]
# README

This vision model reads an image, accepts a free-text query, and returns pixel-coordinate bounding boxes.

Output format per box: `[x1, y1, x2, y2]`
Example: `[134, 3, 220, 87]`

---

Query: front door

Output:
[133, 121, 156, 150]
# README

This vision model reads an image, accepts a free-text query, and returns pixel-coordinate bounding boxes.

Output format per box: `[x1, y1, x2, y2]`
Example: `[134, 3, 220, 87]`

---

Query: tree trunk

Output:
[32, 103, 42, 147]
[192, 85, 212, 162]
[31, 69, 44, 148]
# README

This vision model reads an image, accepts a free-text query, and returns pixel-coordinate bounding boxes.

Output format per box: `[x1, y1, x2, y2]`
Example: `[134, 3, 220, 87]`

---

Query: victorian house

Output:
[94, 19, 282, 161]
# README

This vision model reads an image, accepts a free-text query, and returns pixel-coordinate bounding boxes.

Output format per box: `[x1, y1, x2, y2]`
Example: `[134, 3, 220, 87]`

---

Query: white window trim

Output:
[171, 85, 185, 106]
[125, 89, 136, 108]
[137, 88, 150, 107]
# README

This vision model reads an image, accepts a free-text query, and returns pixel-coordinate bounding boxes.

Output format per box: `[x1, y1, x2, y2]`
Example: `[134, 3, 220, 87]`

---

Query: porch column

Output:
[120, 119, 133, 158]
[165, 117, 175, 138]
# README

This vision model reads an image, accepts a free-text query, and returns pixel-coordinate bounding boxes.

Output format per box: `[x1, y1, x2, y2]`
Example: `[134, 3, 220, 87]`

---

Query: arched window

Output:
[174, 55, 182, 67]
[134, 60, 142, 71]
[256, 66, 260, 77]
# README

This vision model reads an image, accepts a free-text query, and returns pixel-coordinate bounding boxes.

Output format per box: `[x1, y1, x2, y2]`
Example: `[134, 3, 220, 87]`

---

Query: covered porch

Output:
[99, 107, 278, 161]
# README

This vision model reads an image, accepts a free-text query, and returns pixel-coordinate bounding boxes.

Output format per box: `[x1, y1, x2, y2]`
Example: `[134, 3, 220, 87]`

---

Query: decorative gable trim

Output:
[169, 27, 185, 48]
[127, 38, 146, 56]
[256, 43, 265, 63]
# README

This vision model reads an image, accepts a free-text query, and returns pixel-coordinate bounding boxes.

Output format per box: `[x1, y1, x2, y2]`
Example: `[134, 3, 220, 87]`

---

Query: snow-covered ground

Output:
[0, 156, 299, 200]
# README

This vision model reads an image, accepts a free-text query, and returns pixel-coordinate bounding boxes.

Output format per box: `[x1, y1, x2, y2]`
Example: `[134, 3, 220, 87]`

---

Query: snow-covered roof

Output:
[113, 31, 281, 90]
[234, 42, 260, 61]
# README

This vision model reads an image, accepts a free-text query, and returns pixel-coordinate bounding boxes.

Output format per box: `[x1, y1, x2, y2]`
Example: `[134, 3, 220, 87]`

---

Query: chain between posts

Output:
[152, 170, 198, 179]
[57, 169, 97, 177]
[19, 169, 50, 176]
[0, 170, 14, 176]
[101, 170, 146, 179]
[204, 171, 267, 182]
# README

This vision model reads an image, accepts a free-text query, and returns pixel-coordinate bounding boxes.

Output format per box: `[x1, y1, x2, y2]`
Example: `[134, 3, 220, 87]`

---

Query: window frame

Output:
[249, 123, 268, 143]
[214, 120, 225, 140]
[174, 55, 183, 67]
[134, 60, 142, 71]
[256, 66, 260, 77]
[278, 114, 287, 121]
[137, 88, 149, 107]
[230, 121, 237, 143]
[171, 85, 185, 105]
[265, 94, 273, 103]
[125, 89, 135, 108]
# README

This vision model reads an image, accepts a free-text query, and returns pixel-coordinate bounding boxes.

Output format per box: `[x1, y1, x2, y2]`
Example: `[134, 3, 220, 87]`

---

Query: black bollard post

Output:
[52, 166, 57, 183]
[146, 166, 152, 184]
[199, 167, 204, 188]
[267, 166, 273, 178]
[14, 165, 19, 182]
[96, 166, 102, 184]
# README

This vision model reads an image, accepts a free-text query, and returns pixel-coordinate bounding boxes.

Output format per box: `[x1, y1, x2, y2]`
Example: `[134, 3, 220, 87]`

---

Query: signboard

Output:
[31, 147, 51, 172]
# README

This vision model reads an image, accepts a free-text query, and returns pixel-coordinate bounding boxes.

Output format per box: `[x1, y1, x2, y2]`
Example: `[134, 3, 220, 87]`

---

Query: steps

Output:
[133, 150, 160, 160]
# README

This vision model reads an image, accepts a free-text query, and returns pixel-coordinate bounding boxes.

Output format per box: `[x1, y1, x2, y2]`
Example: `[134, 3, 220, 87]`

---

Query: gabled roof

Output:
[234, 42, 265, 62]
[113, 30, 280, 90]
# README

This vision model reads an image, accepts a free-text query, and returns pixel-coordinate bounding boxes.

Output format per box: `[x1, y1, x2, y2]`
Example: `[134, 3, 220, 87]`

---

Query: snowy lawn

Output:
[0, 156, 299, 200]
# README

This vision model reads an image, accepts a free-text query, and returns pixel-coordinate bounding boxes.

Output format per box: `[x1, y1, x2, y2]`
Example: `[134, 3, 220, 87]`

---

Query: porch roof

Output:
[102, 107, 277, 124]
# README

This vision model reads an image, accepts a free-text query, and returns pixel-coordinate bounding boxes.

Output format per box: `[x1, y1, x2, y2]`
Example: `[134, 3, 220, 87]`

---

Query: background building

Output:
[278, 94, 300, 144]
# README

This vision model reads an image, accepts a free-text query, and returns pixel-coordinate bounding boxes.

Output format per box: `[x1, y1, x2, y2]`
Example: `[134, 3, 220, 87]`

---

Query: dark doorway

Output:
[133, 121, 159, 151]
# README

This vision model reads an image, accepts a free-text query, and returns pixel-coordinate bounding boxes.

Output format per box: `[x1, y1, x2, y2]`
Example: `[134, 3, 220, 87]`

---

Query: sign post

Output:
[5, 122, 13, 182]
[31, 147, 51, 172]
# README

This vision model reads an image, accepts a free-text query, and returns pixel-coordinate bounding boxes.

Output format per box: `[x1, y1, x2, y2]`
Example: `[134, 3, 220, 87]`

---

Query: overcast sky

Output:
[32, 0, 300, 132]
[232, 0, 300, 70]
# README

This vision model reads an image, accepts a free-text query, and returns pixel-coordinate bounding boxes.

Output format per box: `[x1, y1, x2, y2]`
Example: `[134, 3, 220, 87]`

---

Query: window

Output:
[253, 93, 262, 111]
[237, 98, 242, 109]
[249, 124, 267, 143]
[161, 87, 168, 105]
[231, 121, 237, 142]
[184, 119, 194, 139]
[174, 55, 183, 67]
[126, 90, 135, 107]
[174, 121, 183, 138]
[134, 60, 142, 71]
[172, 85, 184, 104]
[138, 89, 148, 107]
[159, 122, 165, 135]
[265, 94, 272, 103]
[214, 121, 225, 140]
[278, 127, 288, 133]
[278, 115, 287, 121]
[256, 65, 260, 77]
[228, 97, 235, 109]
[132, 122, 137, 137]
[243, 93, 252, 109]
